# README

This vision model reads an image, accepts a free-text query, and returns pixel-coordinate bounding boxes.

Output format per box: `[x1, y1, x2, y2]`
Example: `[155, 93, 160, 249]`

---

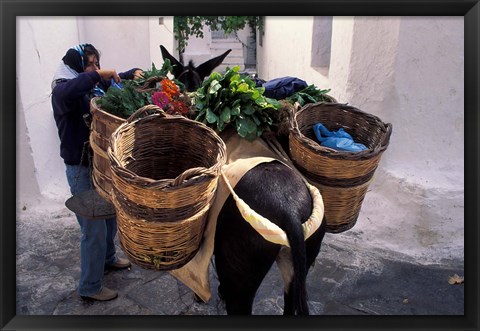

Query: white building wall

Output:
[17, 17, 80, 205]
[149, 16, 176, 69]
[77, 17, 152, 71]
[388, 17, 464, 182]
[183, 25, 214, 65]
[257, 17, 319, 83]
[257, 16, 464, 263]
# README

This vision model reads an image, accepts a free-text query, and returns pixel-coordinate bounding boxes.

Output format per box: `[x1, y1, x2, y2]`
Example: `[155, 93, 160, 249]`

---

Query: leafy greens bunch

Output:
[286, 84, 332, 107]
[96, 59, 185, 118]
[192, 66, 281, 141]
[96, 79, 149, 118]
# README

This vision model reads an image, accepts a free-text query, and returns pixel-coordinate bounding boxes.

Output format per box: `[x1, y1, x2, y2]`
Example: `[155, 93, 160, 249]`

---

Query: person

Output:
[51, 43, 143, 301]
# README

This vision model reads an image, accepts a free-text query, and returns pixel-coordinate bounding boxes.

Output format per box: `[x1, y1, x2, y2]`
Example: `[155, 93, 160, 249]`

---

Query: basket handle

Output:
[136, 76, 165, 93]
[289, 107, 302, 136]
[171, 167, 217, 187]
[126, 104, 168, 123]
[293, 102, 302, 113]
[380, 123, 393, 148]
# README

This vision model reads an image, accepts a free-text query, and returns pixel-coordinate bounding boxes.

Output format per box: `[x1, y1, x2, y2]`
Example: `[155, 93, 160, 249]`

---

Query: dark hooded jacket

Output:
[51, 47, 139, 166]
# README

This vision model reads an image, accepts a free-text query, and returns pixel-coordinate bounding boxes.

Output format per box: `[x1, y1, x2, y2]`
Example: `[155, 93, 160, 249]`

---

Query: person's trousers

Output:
[65, 164, 117, 296]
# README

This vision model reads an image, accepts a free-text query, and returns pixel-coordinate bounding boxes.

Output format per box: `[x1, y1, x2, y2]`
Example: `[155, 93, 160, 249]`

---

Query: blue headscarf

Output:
[52, 43, 105, 96]
[62, 43, 89, 73]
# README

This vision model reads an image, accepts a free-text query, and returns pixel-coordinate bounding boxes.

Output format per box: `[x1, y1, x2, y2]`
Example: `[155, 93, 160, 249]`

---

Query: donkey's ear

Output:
[160, 45, 184, 78]
[196, 49, 232, 80]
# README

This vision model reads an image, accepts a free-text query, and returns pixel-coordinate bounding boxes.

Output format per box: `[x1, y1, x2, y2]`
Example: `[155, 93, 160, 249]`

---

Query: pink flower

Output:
[152, 91, 170, 109]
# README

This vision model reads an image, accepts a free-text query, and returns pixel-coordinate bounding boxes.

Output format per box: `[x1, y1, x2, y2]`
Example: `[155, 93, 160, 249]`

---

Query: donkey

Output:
[214, 160, 327, 315]
[160, 46, 327, 315]
[160, 45, 231, 92]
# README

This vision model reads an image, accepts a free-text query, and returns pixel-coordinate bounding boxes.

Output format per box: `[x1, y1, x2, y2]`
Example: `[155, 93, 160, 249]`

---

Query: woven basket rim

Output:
[90, 97, 125, 122]
[290, 101, 392, 160]
[109, 112, 227, 190]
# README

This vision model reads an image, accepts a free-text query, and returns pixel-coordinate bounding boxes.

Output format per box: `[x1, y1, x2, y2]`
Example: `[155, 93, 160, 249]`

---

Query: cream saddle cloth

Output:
[169, 132, 324, 302]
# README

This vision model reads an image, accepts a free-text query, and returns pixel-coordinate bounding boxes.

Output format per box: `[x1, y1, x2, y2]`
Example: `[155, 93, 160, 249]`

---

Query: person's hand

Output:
[133, 69, 144, 80]
[96, 69, 121, 83]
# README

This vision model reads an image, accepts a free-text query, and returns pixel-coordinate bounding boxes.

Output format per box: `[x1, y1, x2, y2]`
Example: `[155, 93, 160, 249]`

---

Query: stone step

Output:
[212, 48, 243, 58]
[212, 37, 241, 43]
[222, 55, 244, 62]
[211, 38, 245, 73]
[211, 40, 243, 50]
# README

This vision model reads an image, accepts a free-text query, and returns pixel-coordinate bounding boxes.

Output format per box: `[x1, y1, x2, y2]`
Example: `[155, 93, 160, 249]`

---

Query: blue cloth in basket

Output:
[313, 123, 367, 152]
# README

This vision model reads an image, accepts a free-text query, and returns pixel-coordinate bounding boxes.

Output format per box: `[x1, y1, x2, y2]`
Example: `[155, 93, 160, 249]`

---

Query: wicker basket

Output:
[108, 105, 227, 270]
[90, 97, 124, 202]
[89, 76, 175, 202]
[289, 102, 392, 233]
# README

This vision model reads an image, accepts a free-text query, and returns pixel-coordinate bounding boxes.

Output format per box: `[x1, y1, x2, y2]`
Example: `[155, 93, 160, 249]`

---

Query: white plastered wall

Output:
[17, 17, 80, 205]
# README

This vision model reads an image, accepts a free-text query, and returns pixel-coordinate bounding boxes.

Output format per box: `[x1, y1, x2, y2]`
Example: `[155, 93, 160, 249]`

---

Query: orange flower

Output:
[161, 79, 179, 98]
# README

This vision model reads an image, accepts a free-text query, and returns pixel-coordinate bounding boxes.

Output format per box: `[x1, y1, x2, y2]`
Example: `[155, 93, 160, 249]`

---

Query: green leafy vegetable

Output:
[95, 59, 184, 118]
[287, 84, 332, 107]
[191, 66, 281, 141]
[96, 80, 149, 118]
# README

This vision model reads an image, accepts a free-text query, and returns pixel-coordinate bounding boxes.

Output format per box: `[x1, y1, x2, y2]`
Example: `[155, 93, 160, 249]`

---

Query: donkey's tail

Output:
[278, 219, 309, 315]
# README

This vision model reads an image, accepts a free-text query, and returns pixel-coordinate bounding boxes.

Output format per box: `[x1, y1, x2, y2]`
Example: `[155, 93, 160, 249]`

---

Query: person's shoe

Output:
[105, 257, 131, 271]
[81, 287, 118, 301]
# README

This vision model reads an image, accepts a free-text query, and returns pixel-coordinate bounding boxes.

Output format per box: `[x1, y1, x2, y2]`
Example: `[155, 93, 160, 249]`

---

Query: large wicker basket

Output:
[108, 105, 226, 270]
[289, 102, 392, 233]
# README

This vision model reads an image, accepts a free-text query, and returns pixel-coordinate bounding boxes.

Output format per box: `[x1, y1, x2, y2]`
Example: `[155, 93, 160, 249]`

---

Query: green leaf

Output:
[220, 106, 231, 123]
[231, 104, 241, 116]
[236, 82, 250, 93]
[240, 92, 254, 102]
[251, 113, 261, 125]
[195, 98, 205, 110]
[208, 80, 222, 94]
[296, 95, 305, 106]
[254, 96, 267, 107]
[223, 67, 240, 82]
[242, 104, 256, 115]
[236, 117, 257, 136]
[303, 93, 317, 103]
[251, 89, 262, 100]
[195, 107, 207, 120]
[265, 97, 282, 109]
[236, 118, 257, 141]
[206, 108, 218, 124]
[213, 98, 223, 112]
[218, 88, 230, 102]
[217, 116, 224, 129]
[210, 72, 223, 81]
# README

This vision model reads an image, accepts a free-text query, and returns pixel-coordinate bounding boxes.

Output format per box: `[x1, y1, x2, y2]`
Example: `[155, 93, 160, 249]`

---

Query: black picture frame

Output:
[2, 1, 478, 330]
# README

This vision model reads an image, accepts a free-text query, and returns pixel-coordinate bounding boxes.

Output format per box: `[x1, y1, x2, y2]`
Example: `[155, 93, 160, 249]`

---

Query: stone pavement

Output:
[16, 204, 464, 316]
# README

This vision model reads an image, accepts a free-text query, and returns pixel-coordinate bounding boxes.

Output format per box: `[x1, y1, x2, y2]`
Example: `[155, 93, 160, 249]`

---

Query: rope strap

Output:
[220, 170, 324, 247]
